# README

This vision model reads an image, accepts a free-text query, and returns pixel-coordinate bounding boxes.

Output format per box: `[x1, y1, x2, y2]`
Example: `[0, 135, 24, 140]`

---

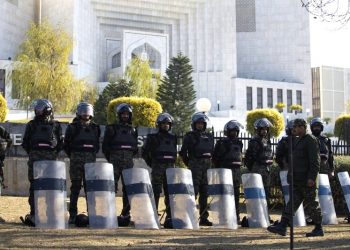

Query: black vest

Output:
[252, 137, 273, 165]
[317, 135, 329, 161]
[70, 123, 99, 152]
[221, 138, 242, 168]
[152, 133, 177, 163]
[190, 132, 213, 159]
[110, 124, 138, 151]
[31, 122, 57, 150]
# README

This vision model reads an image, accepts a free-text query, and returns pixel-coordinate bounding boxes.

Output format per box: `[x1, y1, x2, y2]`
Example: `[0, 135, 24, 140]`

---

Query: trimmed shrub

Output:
[246, 108, 284, 137]
[334, 114, 350, 141]
[0, 93, 8, 122]
[107, 96, 162, 127]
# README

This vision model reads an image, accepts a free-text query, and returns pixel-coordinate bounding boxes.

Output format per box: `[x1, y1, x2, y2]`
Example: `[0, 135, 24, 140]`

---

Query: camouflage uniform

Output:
[102, 123, 138, 216]
[275, 136, 289, 170]
[0, 125, 12, 193]
[282, 134, 322, 225]
[179, 130, 214, 222]
[64, 118, 100, 217]
[316, 135, 334, 174]
[245, 136, 273, 207]
[212, 137, 243, 220]
[142, 131, 177, 218]
[22, 118, 63, 215]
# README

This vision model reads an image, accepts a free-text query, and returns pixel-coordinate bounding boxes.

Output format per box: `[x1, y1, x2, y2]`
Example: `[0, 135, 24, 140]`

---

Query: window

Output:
[267, 88, 273, 108]
[277, 89, 283, 103]
[257, 87, 263, 108]
[287, 89, 292, 113]
[246, 87, 252, 110]
[112, 52, 121, 68]
[296, 90, 302, 106]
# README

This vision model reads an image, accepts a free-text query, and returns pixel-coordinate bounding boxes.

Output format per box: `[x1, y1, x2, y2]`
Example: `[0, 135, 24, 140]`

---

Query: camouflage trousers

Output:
[27, 150, 58, 215]
[69, 151, 96, 216]
[282, 183, 322, 225]
[109, 150, 134, 216]
[189, 158, 211, 220]
[151, 162, 174, 218]
[251, 164, 271, 207]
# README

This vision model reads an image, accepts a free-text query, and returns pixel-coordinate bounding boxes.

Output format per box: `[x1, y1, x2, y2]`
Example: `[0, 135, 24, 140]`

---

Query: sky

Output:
[310, 13, 350, 69]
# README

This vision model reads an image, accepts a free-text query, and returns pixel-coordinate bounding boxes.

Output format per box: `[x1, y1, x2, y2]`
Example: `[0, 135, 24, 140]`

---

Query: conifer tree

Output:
[157, 53, 196, 133]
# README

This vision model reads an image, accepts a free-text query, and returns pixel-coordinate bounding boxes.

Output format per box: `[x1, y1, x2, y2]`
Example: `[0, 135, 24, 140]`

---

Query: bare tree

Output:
[301, 0, 350, 24]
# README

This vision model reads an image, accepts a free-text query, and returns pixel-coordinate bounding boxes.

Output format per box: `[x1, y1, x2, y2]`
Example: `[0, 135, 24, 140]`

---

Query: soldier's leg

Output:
[69, 158, 84, 219]
[261, 169, 271, 208]
[120, 157, 133, 216]
[27, 158, 35, 215]
[303, 185, 322, 225]
[282, 185, 304, 223]
[151, 166, 163, 212]
[162, 169, 171, 218]
[199, 167, 210, 222]
[232, 168, 241, 221]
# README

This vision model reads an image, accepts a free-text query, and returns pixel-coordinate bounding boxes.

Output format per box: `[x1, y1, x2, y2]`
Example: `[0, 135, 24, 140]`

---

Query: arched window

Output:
[112, 52, 121, 68]
[131, 43, 161, 69]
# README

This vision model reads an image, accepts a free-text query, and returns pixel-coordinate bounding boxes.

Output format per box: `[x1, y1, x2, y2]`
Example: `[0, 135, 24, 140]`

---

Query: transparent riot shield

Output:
[241, 173, 269, 228]
[207, 168, 237, 229]
[33, 160, 67, 229]
[123, 168, 160, 229]
[166, 168, 199, 229]
[337, 171, 350, 213]
[85, 162, 117, 229]
[318, 174, 338, 225]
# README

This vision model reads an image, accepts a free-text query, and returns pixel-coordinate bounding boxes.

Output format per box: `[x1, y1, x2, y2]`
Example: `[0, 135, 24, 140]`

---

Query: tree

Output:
[93, 79, 133, 124]
[11, 20, 85, 113]
[301, 0, 350, 24]
[157, 53, 196, 133]
[125, 56, 156, 98]
[0, 93, 8, 122]
[246, 108, 284, 137]
[290, 104, 303, 115]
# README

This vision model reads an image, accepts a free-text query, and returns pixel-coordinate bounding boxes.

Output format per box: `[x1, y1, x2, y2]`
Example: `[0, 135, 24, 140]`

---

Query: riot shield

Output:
[33, 160, 67, 229]
[123, 168, 160, 229]
[337, 171, 350, 213]
[207, 168, 237, 229]
[279, 170, 306, 226]
[166, 168, 199, 229]
[318, 174, 338, 225]
[85, 162, 117, 229]
[241, 173, 269, 228]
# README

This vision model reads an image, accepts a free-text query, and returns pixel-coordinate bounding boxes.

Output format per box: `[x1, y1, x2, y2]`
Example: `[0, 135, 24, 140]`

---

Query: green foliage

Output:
[125, 56, 156, 98]
[246, 108, 284, 137]
[274, 102, 285, 112]
[11, 20, 85, 113]
[93, 79, 133, 124]
[307, 116, 313, 124]
[107, 96, 162, 127]
[81, 83, 98, 106]
[0, 94, 8, 122]
[334, 114, 350, 140]
[157, 53, 196, 134]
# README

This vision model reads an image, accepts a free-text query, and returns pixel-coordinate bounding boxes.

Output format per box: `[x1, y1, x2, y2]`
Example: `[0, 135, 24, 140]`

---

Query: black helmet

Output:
[285, 120, 294, 136]
[156, 113, 174, 129]
[310, 117, 324, 131]
[293, 118, 307, 128]
[115, 103, 132, 123]
[254, 118, 273, 130]
[191, 112, 209, 130]
[76, 102, 94, 118]
[34, 99, 53, 117]
[224, 120, 244, 136]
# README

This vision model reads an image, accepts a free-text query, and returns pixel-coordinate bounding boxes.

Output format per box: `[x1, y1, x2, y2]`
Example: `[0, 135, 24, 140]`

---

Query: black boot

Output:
[306, 224, 324, 237]
[267, 217, 288, 236]
[199, 218, 213, 226]
[68, 214, 77, 225]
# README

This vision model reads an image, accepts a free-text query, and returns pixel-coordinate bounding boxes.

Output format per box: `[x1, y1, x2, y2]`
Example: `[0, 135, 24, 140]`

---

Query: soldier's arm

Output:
[0, 126, 12, 147]
[244, 140, 259, 170]
[307, 136, 321, 182]
[327, 138, 334, 172]
[63, 124, 73, 157]
[21, 122, 32, 154]
[179, 134, 190, 166]
[212, 140, 224, 168]
[275, 139, 285, 168]
[55, 122, 63, 153]
[141, 135, 152, 166]
[102, 125, 113, 161]
[95, 125, 101, 154]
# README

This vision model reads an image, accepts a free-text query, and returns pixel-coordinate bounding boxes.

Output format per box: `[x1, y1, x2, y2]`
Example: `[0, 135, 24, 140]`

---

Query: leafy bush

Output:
[334, 114, 350, 141]
[0, 93, 8, 122]
[246, 108, 284, 137]
[107, 96, 162, 127]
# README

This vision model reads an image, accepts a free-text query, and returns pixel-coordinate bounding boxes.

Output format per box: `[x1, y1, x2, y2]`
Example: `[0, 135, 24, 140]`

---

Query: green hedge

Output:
[0, 93, 8, 122]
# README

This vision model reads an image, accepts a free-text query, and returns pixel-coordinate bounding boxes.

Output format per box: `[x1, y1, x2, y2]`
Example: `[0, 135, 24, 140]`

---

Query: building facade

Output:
[0, 0, 311, 118]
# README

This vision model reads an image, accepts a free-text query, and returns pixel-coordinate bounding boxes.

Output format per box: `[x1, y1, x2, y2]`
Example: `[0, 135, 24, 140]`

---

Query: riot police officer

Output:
[142, 113, 177, 228]
[245, 118, 273, 207]
[21, 99, 63, 226]
[179, 112, 214, 226]
[310, 118, 334, 176]
[102, 103, 138, 223]
[275, 120, 294, 170]
[64, 102, 100, 224]
[267, 118, 323, 237]
[212, 120, 244, 222]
